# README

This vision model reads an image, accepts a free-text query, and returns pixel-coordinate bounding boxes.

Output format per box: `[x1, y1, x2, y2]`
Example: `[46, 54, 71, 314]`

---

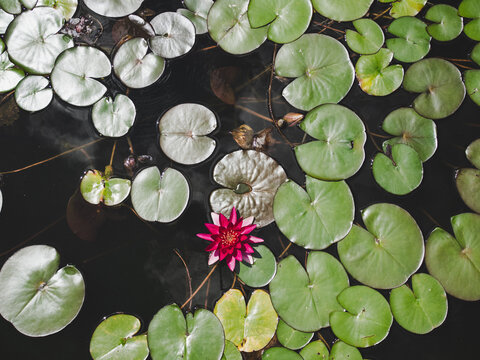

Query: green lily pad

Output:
[426, 213, 480, 301]
[425, 4, 463, 41]
[0, 0, 21, 14]
[275, 34, 354, 111]
[403, 58, 466, 119]
[382, 107, 438, 162]
[0, 245, 85, 337]
[149, 12, 195, 59]
[472, 43, 480, 65]
[236, 244, 277, 288]
[294, 104, 366, 180]
[92, 95, 136, 138]
[21, 0, 37, 9]
[221, 340, 242, 360]
[80, 170, 131, 207]
[466, 138, 480, 168]
[372, 143, 424, 195]
[459, 0, 480, 41]
[113, 37, 165, 89]
[0, 51, 25, 94]
[311, 0, 373, 22]
[0, 9, 13, 33]
[299, 340, 329, 360]
[338, 203, 424, 289]
[84, 0, 144, 18]
[148, 304, 225, 360]
[14, 76, 53, 112]
[390, 0, 427, 18]
[210, 150, 287, 228]
[269, 252, 350, 332]
[159, 103, 217, 165]
[355, 48, 404, 96]
[37, 0, 78, 20]
[247, 0, 312, 44]
[456, 168, 480, 213]
[330, 286, 393, 348]
[262, 347, 303, 360]
[51, 46, 112, 107]
[5, 7, 73, 75]
[131, 166, 190, 223]
[90, 314, 149, 360]
[214, 289, 278, 352]
[386, 17, 431, 63]
[329, 341, 363, 360]
[276, 319, 313, 350]
[390, 273, 448, 335]
[345, 19, 384, 55]
[273, 177, 354, 250]
[465, 69, 480, 106]
[177, 0, 213, 35]
[207, 0, 267, 55]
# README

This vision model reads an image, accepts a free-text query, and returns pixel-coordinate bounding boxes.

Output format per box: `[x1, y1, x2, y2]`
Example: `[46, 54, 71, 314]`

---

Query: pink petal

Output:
[205, 223, 220, 234]
[248, 236, 264, 244]
[230, 207, 238, 225]
[243, 254, 254, 265]
[234, 249, 243, 261]
[242, 216, 254, 226]
[219, 248, 229, 260]
[243, 243, 254, 254]
[205, 242, 219, 251]
[211, 212, 220, 226]
[197, 233, 214, 241]
[226, 256, 236, 271]
[219, 213, 229, 228]
[241, 224, 256, 235]
[208, 251, 220, 265]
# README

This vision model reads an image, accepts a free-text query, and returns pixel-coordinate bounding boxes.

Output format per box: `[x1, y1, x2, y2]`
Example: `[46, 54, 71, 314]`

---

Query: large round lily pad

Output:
[210, 150, 287, 228]
[84, 0, 144, 18]
[329, 341, 363, 360]
[273, 176, 354, 250]
[386, 16, 431, 63]
[346, 19, 384, 55]
[466, 138, 480, 168]
[0, 51, 25, 94]
[131, 166, 190, 223]
[330, 286, 393, 348]
[236, 244, 277, 288]
[299, 340, 329, 360]
[465, 69, 480, 106]
[403, 58, 465, 119]
[275, 34, 354, 111]
[148, 304, 224, 360]
[311, 0, 373, 22]
[294, 104, 366, 180]
[37, 0, 78, 20]
[425, 4, 463, 41]
[159, 103, 217, 165]
[269, 252, 350, 332]
[456, 168, 480, 214]
[177, 0, 213, 35]
[262, 347, 303, 360]
[214, 289, 278, 352]
[276, 319, 313, 350]
[338, 203, 424, 289]
[207, 0, 267, 55]
[426, 213, 480, 301]
[14, 76, 53, 112]
[390, 273, 448, 335]
[459, 0, 480, 41]
[80, 170, 131, 207]
[0, 245, 85, 337]
[90, 314, 149, 360]
[92, 95, 136, 138]
[0, 9, 13, 33]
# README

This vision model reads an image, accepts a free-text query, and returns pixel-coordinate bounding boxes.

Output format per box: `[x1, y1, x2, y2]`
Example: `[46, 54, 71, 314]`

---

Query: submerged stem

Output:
[181, 263, 219, 309]
[174, 249, 193, 311]
[109, 140, 117, 167]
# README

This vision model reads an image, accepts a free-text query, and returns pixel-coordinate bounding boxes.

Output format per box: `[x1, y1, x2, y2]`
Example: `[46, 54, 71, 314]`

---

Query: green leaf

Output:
[80, 170, 131, 206]
[382, 107, 438, 162]
[0, 9, 13, 33]
[465, 69, 480, 106]
[389, 273, 448, 335]
[92, 95, 136, 138]
[90, 314, 149, 360]
[338, 203, 424, 289]
[210, 150, 287, 228]
[345, 19, 384, 55]
[269, 252, 350, 332]
[84, 0, 144, 18]
[0, 0, 21, 14]
[148, 304, 225, 360]
[403, 58, 465, 119]
[273, 177, 354, 250]
[276, 319, 313, 350]
[159, 103, 217, 165]
[247, 0, 312, 44]
[214, 289, 278, 352]
[0, 245, 85, 337]
[311, 0, 373, 22]
[466, 138, 480, 168]
[20, 0, 37, 9]
[355, 48, 404, 96]
[236, 244, 277, 288]
[472, 43, 480, 65]
[456, 168, 480, 213]
[275, 34, 354, 111]
[0, 51, 25, 94]
[386, 17, 431, 63]
[459, 0, 480, 41]
[37, 0, 78, 20]
[113, 38, 165, 89]
[221, 340, 242, 360]
[131, 166, 190, 223]
[262, 347, 303, 359]
[426, 213, 480, 301]
[14, 76, 53, 112]
[390, 0, 427, 18]
[294, 104, 366, 180]
[330, 286, 393, 348]
[149, 12, 196, 59]
[329, 341, 363, 360]
[177, 0, 212, 35]
[299, 340, 329, 360]
[207, 0, 267, 55]
[425, 4, 463, 42]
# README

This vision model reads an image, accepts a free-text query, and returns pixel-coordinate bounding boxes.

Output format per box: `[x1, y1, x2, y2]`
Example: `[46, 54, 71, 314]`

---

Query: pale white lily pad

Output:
[0, 0, 21, 14]
[177, 0, 213, 35]
[92, 95, 136, 138]
[0, 51, 25, 94]
[83, 0, 144, 18]
[14, 76, 53, 112]
[37, 0, 78, 20]
[0, 9, 13, 33]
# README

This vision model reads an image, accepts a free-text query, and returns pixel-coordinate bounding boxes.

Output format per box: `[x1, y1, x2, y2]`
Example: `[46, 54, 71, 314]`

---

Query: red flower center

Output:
[219, 229, 239, 247]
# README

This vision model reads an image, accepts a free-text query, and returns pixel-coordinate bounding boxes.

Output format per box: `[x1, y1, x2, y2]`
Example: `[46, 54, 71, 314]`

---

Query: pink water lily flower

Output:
[197, 207, 264, 271]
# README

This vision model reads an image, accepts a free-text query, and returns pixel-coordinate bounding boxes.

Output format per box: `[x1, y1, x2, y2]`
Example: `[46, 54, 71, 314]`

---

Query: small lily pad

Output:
[273, 177, 354, 250]
[262, 347, 303, 360]
[390, 273, 448, 335]
[465, 69, 480, 106]
[276, 319, 313, 350]
[456, 168, 480, 213]
[345, 19, 384, 55]
[329, 341, 363, 360]
[0, 9, 13, 33]
[214, 289, 278, 352]
[236, 244, 277, 288]
[466, 138, 480, 168]
[299, 340, 329, 360]
[426, 213, 480, 301]
[338, 203, 424, 289]
[207, 0, 267, 55]
[0, 245, 85, 337]
[403, 58, 465, 119]
[330, 286, 393, 348]
[149, 12, 195, 59]
[177, 0, 213, 34]
[84, 0, 144, 18]
[386, 16, 431, 63]
[14, 76, 53, 112]
[269, 252, 350, 332]
[0, 51, 25, 94]
[90, 314, 149, 360]
[459, 0, 480, 41]
[390, 0, 427, 18]
[472, 43, 480, 65]
[148, 304, 225, 360]
[294, 104, 366, 180]
[311, 0, 373, 22]
[355, 48, 404, 96]
[275, 34, 354, 111]
[425, 4, 463, 41]
[92, 95, 136, 138]
[80, 170, 131, 207]
[37, 0, 78, 20]
[0, 0, 21, 14]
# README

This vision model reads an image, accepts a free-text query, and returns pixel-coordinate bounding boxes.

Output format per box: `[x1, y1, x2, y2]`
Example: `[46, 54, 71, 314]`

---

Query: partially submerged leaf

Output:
[92, 95, 136, 138]
[14, 76, 53, 112]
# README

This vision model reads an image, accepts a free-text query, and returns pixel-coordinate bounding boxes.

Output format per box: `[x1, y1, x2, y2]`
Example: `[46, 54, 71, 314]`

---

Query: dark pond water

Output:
[0, 0, 479, 359]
